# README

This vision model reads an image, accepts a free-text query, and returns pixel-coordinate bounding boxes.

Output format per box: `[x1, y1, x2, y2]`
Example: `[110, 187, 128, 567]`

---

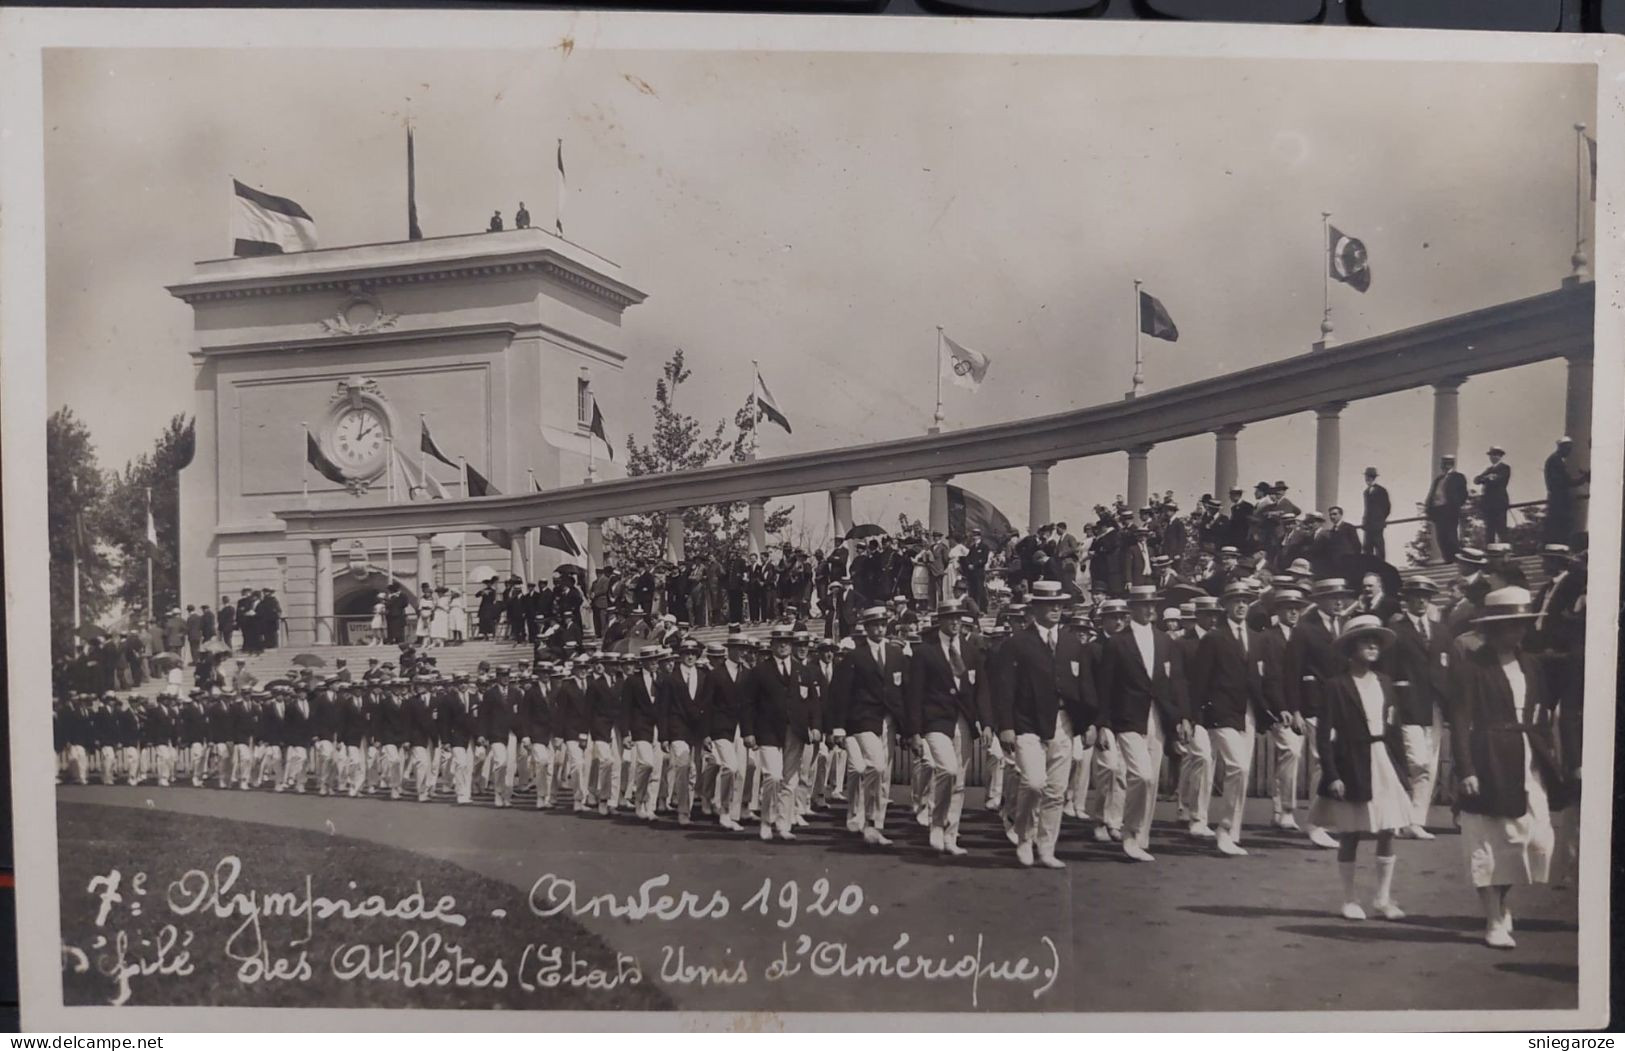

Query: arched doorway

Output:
[332, 567, 417, 645]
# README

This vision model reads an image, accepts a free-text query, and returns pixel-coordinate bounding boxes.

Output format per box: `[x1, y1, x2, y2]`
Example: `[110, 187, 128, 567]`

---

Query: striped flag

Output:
[754, 367, 792, 434]
[555, 139, 566, 236]
[231, 179, 317, 257]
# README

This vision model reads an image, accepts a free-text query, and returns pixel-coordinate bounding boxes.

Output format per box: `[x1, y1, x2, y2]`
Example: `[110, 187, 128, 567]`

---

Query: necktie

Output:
[948, 638, 966, 680]
[1046, 629, 1056, 653]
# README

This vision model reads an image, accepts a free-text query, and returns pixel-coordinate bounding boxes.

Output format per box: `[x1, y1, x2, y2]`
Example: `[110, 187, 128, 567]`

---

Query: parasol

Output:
[290, 653, 328, 669]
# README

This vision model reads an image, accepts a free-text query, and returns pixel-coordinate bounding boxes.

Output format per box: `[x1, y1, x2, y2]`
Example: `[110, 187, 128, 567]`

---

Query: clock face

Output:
[330, 407, 388, 473]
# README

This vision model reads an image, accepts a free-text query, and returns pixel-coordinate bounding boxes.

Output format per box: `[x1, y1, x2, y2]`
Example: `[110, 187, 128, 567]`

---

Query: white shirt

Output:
[870, 641, 886, 665]
[1129, 621, 1157, 675]
[683, 668, 697, 696]
[941, 634, 963, 686]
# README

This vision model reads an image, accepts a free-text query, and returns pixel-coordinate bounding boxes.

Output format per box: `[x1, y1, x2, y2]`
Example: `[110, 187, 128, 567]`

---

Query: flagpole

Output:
[1573, 122, 1588, 278]
[145, 486, 154, 620]
[300, 421, 310, 501]
[1131, 279, 1144, 399]
[749, 360, 761, 462]
[587, 396, 597, 484]
[1320, 212, 1334, 344]
[527, 467, 537, 576]
[385, 436, 395, 584]
[71, 476, 82, 630]
[931, 326, 945, 433]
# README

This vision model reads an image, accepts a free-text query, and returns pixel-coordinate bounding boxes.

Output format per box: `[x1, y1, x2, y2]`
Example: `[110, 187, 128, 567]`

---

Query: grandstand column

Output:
[666, 512, 686, 563]
[1028, 463, 1053, 533]
[313, 540, 334, 645]
[1565, 354, 1593, 531]
[1432, 377, 1464, 472]
[1315, 402, 1347, 513]
[928, 476, 953, 535]
[830, 487, 856, 541]
[415, 535, 435, 592]
[748, 498, 767, 555]
[1127, 444, 1153, 511]
[586, 519, 605, 585]
[1215, 424, 1243, 512]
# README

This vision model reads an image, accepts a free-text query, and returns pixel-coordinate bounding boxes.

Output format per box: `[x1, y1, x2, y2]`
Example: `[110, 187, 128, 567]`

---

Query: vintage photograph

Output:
[5, 11, 1615, 1027]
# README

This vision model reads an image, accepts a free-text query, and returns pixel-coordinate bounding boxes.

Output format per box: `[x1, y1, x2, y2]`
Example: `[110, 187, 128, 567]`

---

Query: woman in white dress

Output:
[448, 589, 468, 644]
[1450, 586, 1561, 949]
[368, 593, 386, 647]
[1309, 614, 1412, 921]
[428, 586, 451, 647]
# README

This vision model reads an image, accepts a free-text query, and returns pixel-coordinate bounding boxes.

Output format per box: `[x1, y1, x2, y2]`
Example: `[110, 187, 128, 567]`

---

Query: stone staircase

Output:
[1396, 553, 1547, 593]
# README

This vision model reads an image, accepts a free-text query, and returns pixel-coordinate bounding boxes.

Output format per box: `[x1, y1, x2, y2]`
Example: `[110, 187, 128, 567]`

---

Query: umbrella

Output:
[151, 652, 184, 672]
[76, 625, 108, 641]
[843, 524, 887, 542]
[1161, 583, 1207, 604]
[290, 653, 327, 669]
[200, 638, 232, 656]
[1337, 554, 1403, 612]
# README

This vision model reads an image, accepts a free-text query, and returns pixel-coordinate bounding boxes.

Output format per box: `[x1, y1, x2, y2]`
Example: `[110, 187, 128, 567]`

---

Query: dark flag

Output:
[1587, 134, 1598, 203]
[231, 179, 317, 256]
[306, 431, 348, 485]
[537, 525, 582, 557]
[1328, 224, 1371, 293]
[589, 399, 614, 460]
[465, 463, 495, 498]
[754, 368, 792, 434]
[946, 484, 1016, 544]
[420, 419, 457, 469]
[407, 128, 423, 241]
[1138, 290, 1179, 342]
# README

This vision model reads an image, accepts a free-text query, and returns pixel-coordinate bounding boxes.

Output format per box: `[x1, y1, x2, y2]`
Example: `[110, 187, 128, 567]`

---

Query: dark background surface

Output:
[0, 0, 1620, 1033]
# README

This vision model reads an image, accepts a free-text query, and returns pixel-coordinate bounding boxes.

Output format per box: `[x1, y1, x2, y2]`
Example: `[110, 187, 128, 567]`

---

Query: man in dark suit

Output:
[1424, 454, 1469, 563]
[236, 590, 260, 653]
[1098, 585, 1189, 862]
[1319, 506, 1362, 573]
[257, 589, 281, 651]
[1286, 578, 1353, 849]
[184, 606, 203, 665]
[1189, 582, 1266, 857]
[962, 529, 992, 609]
[383, 584, 410, 647]
[280, 685, 312, 793]
[1360, 467, 1391, 559]
[1226, 488, 1255, 553]
[743, 627, 817, 841]
[477, 668, 515, 807]
[906, 603, 986, 857]
[1544, 436, 1590, 545]
[829, 608, 909, 845]
[1474, 446, 1512, 545]
[700, 636, 752, 830]
[517, 667, 554, 809]
[662, 639, 711, 825]
[216, 597, 236, 651]
[1382, 579, 1448, 840]
[437, 673, 479, 804]
[994, 580, 1097, 868]
[621, 649, 668, 820]
[404, 674, 439, 801]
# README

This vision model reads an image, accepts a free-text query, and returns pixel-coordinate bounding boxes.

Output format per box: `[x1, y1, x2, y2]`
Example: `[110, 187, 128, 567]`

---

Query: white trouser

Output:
[845, 720, 893, 832]
[283, 745, 308, 790]
[188, 742, 207, 783]
[563, 738, 590, 807]
[529, 741, 555, 806]
[313, 740, 337, 792]
[342, 744, 365, 796]
[1302, 716, 1325, 827]
[154, 743, 175, 785]
[1089, 739, 1126, 829]
[828, 745, 848, 798]
[668, 740, 696, 817]
[1210, 707, 1257, 842]
[924, 717, 974, 841]
[630, 739, 659, 817]
[1268, 720, 1304, 814]
[379, 743, 404, 796]
[711, 737, 746, 822]
[67, 744, 89, 784]
[1177, 725, 1213, 825]
[1013, 711, 1074, 859]
[486, 741, 510, 805]
[986, 735, 1012, 810]
[122, 746, 142, 786]
[1400, 710, 1442, 827]
[1065, 736, 1091, 817]
[1119, 709, 1167, 851]
[912, 750, 933, 825]
[450, 744, 474, 803]
[410, 745, 433, 800]
[213, 742, 232, 787]
[758, 731, 805, 834]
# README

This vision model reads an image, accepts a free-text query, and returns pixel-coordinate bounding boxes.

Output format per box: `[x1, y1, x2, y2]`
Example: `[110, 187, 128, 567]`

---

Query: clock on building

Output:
[321, 376, 394, 487]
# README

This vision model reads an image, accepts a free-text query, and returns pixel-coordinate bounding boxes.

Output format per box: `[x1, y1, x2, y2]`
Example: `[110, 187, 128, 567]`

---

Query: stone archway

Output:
[332, 566, 417, 645]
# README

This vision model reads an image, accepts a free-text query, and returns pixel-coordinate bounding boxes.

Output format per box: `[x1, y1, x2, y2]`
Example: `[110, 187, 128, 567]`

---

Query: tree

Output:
[100, 414, 194, 620]
[1404, 495, 1548, 566]
[47, 408, 114, 660]
[605, 349, 793, 566]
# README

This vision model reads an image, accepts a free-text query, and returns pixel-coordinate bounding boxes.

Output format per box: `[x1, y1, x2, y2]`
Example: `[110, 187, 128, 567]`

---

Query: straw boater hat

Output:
[637, 646, 663, 661]
[1194, 594, 1223, 612]
[935, 601, 970, 620]
[704, 642, 727, 659]
[1221, 581, 1255, 603]
[1160, 607, 1183, 624]
[1471, 587, 1540, 625]
[768, 626, 797, 642]
[1030, 580, 1070, 603]
[1455, 547, 1488, 569]
[1310, 577, 1353, 599]
[1400, 578, 1440, 598]
[1335, 614, 1394, 650]
[1126, 584, 1159, 605]
[1269, 587, 1312, 611]
[1097, 598, 1131, 616]
[1540, 542, 1573, 561]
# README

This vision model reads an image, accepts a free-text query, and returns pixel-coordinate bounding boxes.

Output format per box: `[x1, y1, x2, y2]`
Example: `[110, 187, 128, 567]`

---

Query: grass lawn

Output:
[57, 802, 672, 1010]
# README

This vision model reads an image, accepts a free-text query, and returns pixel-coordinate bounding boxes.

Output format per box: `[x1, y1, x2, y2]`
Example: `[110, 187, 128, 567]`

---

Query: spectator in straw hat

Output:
[1307, 614, 1411, 923]
[1287, 578, 1358, 850]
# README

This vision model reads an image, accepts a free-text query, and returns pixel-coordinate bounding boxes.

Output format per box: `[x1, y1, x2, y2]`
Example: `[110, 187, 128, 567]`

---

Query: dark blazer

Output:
[1361, 483, 1391, 528]
[830, 639, 908, 735]
[588, 677, 623, 742]
[436, 688, 479, 748]
[371, 694, 406, 745]
[1315, 672, 1407, 803]
[704, 662, 749, 740]
[308, 689, 341, 739]
[117, 707, 145, 748]
[479, 683, 513, 741]
[804, 657, 840, 736]
[663, 666, 710, 746]
[283, 696, 312, 743]
[906, 631, 984, 738]
[1189, 620, 1266, 731]
[1449, 647, 1562, 818]
[204, 699, 232, 741]
[1255, 623, 1294, 725]
[621, 671, 666, 743]
[551, 678, 593, 740]
[1474, 462, 1511, 510]
[337, 693, 369, 746]
[180, 701, 208, 743]
[1425, 470, 1469, 514]
[404, 692, 437, 748]
[1383, 612, 1450, 726]
[743, 655, 812, 749]
[517, 682, 552, 742]
[1099, 626, 1187, 736]
[1285, 612, 1345, 718]
[996, 625, 1098, 740]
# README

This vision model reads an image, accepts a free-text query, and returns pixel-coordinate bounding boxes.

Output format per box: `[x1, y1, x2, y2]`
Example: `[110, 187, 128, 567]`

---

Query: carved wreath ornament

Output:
[319, 286, 400, 337]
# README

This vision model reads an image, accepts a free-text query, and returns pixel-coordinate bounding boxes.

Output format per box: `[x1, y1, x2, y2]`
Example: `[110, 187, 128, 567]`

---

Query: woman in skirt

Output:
[1309, 614, 1412, 921]
[368, 593, 386, 647]
[1450, 586, 1562, 949]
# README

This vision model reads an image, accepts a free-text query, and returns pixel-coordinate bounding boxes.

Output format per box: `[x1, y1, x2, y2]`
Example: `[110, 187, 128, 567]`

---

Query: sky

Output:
[44, 46, 1596, 549]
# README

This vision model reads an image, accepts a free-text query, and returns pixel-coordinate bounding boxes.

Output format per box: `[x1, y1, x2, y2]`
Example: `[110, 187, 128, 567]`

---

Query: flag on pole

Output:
[555, 139, 566, 237]
[71, 476, 87, 556]
[1327, 225, 1371, 292]
[941, 332, 992, 391]
[145, 503, 158, 546]
[391, 448, 448, 500]
[589, 397, 614, 459]
[465, 463, 495, 498]
[754, 367, 792, 434]
[525, 475, 581, 555]
[946, 484, 1016, 544]
[407, 128, 424, 241]
[306, 430, 348, 485]
[231, 179, 317, 257]
[1138, 290, 1180, 342]
[1586, 134, 1598, 202]
[420, 419, 457, 469]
